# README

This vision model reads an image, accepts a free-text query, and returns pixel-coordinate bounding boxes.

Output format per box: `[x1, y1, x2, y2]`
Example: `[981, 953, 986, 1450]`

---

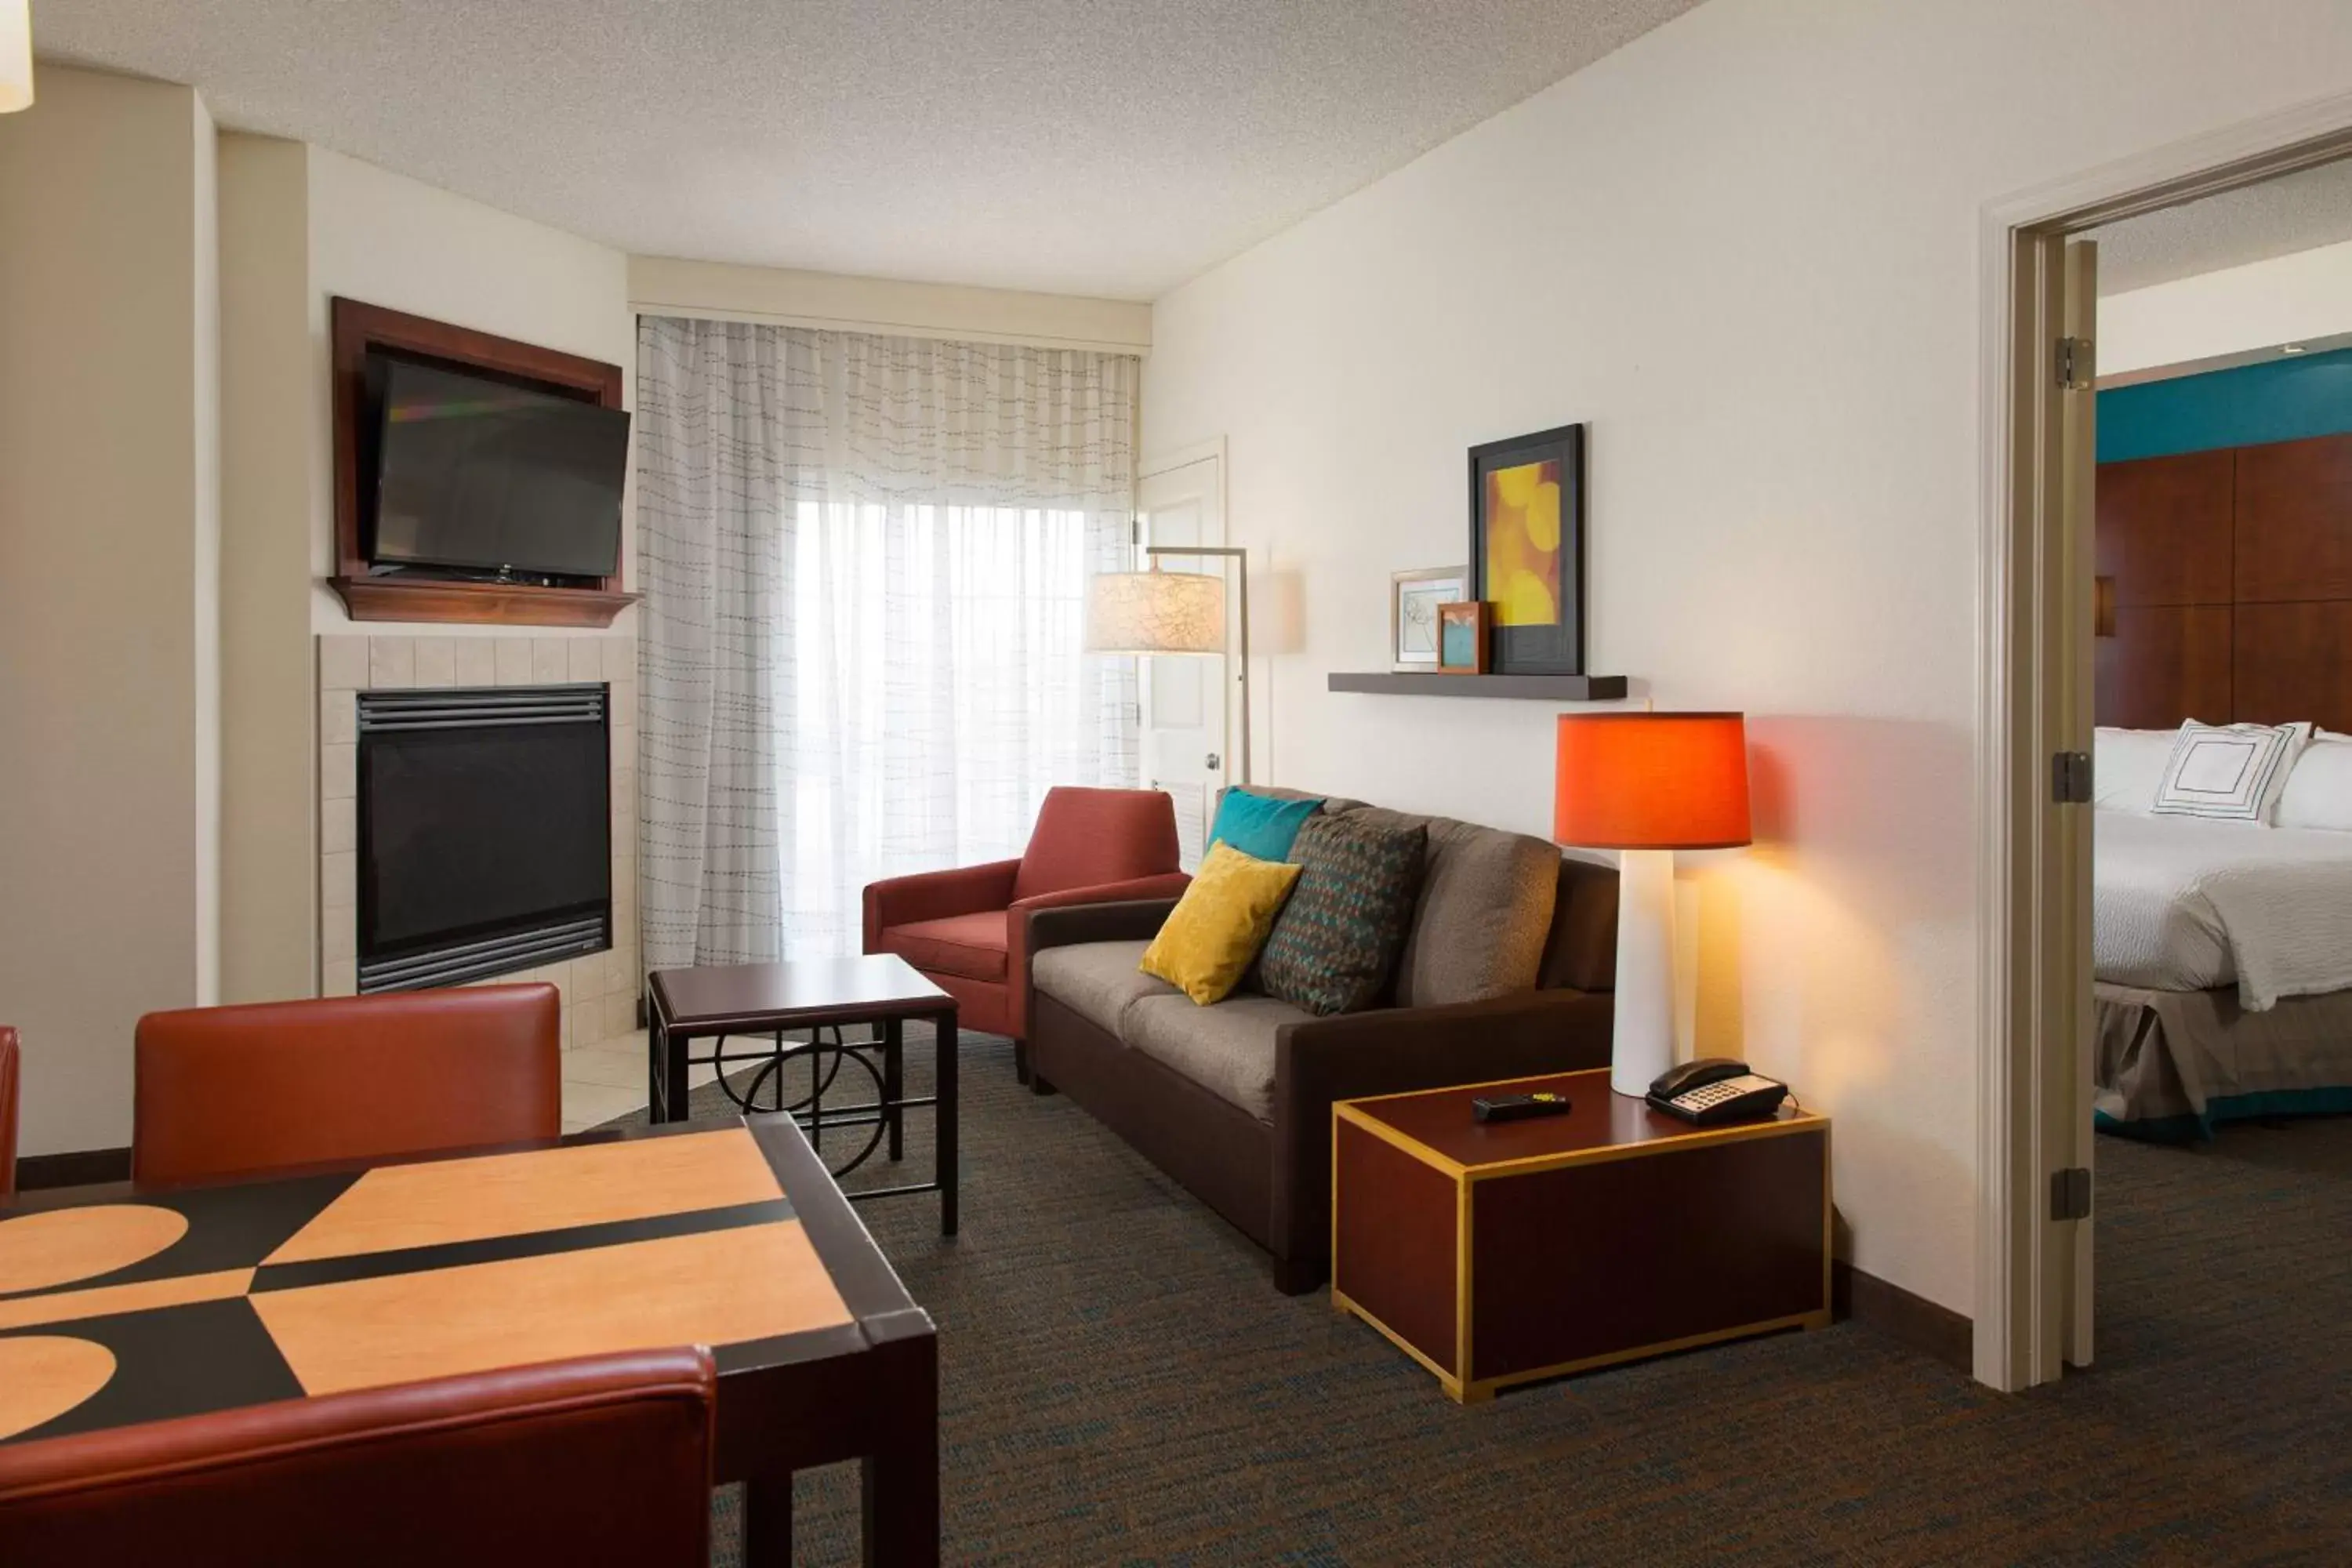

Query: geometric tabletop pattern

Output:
[0, 1127, 853, 1443]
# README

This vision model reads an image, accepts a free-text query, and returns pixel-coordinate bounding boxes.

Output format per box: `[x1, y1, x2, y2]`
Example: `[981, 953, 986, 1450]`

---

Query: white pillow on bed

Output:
[2093, 726, 2178, 814]
[2151, 719, 2310, 826]
[2278, 732, 2352, 833]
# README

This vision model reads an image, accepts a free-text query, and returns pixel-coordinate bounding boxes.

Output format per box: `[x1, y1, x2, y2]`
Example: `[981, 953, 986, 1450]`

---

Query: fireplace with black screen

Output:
[356, 684, 612, 993]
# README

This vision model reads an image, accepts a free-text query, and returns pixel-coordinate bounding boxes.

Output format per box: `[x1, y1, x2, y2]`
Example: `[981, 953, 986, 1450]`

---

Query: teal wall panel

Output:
[2099, 346, 2352, 463]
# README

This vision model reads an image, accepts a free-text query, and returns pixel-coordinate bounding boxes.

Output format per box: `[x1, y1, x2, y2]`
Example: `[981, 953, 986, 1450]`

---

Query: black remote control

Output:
[1472, 1091, 1573, 1123]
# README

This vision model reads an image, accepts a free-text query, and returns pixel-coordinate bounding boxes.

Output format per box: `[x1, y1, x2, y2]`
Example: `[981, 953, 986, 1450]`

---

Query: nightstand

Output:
[1332, 1067, 1830, 1403]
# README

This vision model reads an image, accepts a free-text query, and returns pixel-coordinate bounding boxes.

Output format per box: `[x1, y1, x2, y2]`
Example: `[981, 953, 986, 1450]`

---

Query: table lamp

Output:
[1553, 713, 1752, 1096]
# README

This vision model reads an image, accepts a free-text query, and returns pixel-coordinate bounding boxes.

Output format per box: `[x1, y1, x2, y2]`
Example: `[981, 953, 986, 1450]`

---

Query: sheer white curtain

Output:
[637, 318, 1139, 967]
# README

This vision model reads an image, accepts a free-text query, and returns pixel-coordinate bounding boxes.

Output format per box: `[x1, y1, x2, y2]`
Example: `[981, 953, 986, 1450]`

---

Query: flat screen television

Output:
[368, 354, 629, 580]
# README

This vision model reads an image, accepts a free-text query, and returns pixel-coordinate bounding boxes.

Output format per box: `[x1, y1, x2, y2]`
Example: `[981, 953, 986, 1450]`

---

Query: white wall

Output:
[0, 67, 220, 1155]
[303, 147, 635, 637]
[2102, 235, 2352, 377]
[1144, 0, 2352, 1316]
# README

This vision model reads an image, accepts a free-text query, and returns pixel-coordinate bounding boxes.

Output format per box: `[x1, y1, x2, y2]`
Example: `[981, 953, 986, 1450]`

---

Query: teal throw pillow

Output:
[1207, 788, 1323, 864]
[1257, 814, 1427, 1016]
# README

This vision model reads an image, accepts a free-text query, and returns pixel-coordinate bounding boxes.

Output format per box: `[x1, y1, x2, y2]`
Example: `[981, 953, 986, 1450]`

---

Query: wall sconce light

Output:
[2094, 576, 2117, 640]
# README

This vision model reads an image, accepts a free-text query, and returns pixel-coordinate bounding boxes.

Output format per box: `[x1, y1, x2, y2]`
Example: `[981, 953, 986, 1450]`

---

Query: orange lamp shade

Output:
[1554, 713, 1752, 850]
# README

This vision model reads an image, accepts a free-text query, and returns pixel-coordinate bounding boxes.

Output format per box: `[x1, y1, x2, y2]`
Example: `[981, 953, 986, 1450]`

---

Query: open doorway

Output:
[1984, 117, 2352, 1392]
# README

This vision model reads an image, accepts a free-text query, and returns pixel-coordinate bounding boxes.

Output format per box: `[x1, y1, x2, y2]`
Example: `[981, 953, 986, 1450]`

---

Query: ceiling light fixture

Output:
[0, 0, 29, 114]
[2280, 343, 2310, 355]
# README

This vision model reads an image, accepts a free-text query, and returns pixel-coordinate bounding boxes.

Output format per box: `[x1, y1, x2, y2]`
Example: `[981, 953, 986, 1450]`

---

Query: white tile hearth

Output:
[559, 1033, 721, 1133]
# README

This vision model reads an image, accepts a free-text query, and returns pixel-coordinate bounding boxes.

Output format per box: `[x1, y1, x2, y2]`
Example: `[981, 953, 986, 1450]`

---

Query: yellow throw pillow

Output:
[1139, 842, 1304, 1007]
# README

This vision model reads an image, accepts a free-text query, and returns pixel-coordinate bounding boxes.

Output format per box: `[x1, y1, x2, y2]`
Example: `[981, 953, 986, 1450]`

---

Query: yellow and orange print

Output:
[1482, 459, 1562, 626]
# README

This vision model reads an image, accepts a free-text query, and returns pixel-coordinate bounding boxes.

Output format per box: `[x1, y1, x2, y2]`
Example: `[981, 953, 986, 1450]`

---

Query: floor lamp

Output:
[1085, 546, 1252, 786]
[1552, 713, 1752, 1097]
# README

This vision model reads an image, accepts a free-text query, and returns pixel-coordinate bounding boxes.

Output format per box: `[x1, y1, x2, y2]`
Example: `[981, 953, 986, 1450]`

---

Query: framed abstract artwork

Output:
[1390, 566, 1469, 670]
[1468, 423, 1586, 675]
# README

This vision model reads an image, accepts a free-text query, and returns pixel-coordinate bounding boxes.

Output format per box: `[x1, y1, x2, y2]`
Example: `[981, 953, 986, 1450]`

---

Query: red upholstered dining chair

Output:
[132, 985, 561, 1187]
[0, 1348, 716, 1567]
[1, 1025, 18, 1201]
[865, 786, 1189, 1069]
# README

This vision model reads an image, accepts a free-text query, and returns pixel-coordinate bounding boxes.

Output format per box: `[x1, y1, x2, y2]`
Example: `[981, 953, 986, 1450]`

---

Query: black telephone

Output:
[1646, 1058, 1789, 1127]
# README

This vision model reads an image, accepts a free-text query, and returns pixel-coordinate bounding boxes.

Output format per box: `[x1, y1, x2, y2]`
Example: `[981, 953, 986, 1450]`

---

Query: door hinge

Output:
[2050, 1166, 2092, 1221]
[2056, 336, 2096, 390]
[2051, 750, 2092, 804]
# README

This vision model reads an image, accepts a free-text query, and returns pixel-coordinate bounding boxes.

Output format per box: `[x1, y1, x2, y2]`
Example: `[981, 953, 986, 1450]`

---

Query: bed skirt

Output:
[2094, 982, 2352, 1140]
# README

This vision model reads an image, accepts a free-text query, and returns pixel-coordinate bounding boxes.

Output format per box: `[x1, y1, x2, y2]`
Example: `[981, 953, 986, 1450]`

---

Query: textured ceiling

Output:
[37, 0, 1701, 301]
[2096, 156, 2352, 295]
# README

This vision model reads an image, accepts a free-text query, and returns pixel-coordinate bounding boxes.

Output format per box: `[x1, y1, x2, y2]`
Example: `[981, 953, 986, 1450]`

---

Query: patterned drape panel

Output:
[636, 318, 1140, 967]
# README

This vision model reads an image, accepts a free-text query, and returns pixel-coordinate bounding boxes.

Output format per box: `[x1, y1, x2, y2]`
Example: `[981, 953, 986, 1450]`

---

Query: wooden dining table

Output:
[0, 1112, 938, 1566]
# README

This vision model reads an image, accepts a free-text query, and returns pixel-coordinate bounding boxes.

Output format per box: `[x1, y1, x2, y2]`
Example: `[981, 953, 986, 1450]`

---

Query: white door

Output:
[1138, 448, 1229, 869]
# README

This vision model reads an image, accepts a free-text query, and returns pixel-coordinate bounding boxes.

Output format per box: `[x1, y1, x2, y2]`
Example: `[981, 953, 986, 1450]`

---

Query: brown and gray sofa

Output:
[1022, 791, 1619, 1293]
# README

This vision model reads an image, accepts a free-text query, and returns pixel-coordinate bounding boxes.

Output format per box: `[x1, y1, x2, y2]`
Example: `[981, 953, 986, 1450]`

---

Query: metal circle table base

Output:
[705, 1026, 894, 1180]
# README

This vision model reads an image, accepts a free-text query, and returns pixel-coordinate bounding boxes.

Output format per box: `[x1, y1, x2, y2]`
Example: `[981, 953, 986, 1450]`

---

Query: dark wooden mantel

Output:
[329, 298, 639, 629]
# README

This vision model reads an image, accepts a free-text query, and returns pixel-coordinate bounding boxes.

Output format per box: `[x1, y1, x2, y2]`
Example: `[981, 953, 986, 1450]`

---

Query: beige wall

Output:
[2102, 234, 2352, 378]
[0, 67, 220, 1155]
[218, 135, 319, 1003]
[212, 142, 637, 1008]
[629, 254, 1152, 354]
[1142, 0, 2352, 1316]
[303, 147, 635, 637]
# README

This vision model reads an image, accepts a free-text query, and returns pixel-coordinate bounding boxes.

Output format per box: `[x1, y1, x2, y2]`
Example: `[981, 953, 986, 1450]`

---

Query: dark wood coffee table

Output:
[647, 955, 958, 1236]
[1333, 1068, 1829, 1403]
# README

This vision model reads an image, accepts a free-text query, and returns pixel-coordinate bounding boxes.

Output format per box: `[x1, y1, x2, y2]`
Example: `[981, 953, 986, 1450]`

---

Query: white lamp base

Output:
[1610, 848, 1677, 1098]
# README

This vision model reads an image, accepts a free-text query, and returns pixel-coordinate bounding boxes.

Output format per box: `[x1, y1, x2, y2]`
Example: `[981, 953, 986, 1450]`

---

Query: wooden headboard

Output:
[2096, 428, 2352, 734]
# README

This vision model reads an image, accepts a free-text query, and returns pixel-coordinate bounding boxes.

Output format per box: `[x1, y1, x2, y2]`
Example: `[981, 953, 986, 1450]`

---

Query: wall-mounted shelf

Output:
[1328, 672, 1630, 701]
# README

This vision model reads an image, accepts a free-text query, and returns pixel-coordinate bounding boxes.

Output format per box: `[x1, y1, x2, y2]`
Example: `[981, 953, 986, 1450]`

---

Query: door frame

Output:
[1973, 93, 2352, 1392]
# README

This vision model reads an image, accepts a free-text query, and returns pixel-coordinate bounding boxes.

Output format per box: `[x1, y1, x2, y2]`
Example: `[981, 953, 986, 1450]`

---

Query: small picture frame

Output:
[1437, 601, 1491, 674]
[1391, 566, 1469, 671]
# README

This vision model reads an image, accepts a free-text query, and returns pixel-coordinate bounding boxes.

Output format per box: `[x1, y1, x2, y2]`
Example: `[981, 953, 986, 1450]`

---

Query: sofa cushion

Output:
[1339, 810, 1558, 1007]
[878, 911, 1007, 982]
[1032, 940, 1173, 1036]
[1120, 991, 1309, 1123]
[1257, 813, 1427, 1015]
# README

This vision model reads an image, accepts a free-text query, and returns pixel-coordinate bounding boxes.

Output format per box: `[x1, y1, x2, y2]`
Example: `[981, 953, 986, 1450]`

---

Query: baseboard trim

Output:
[15, 1145, 132, 1191]
[1833, 1260, 1972, 1373]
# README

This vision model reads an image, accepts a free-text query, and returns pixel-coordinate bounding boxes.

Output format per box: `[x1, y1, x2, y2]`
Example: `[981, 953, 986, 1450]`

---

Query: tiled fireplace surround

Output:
[314, 630, 641, 1053]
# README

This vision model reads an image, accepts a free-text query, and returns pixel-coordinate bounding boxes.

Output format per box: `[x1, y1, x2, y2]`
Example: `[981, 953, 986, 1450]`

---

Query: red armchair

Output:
[865, 786, 1188, 1070]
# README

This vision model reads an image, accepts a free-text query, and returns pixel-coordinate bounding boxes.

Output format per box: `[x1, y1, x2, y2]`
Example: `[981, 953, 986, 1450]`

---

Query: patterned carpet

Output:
[604, 1026, 2352, 1566]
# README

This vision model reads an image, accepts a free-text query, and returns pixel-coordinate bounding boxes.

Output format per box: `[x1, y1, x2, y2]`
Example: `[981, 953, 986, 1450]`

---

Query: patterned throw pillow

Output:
[2150, 719, 2310, 825]
[1257, 814, 1428, 1016]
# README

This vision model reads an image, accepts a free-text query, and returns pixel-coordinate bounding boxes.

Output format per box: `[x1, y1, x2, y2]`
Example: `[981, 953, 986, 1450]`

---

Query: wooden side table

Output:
[1332, 1067, 1829, 1403]
[648, 955, 959, 1236]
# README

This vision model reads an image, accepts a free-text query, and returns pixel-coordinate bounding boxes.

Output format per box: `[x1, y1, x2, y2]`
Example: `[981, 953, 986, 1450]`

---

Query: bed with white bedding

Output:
[2094, 813, 2352, 1007]
[2093, 724, 2352, 1136]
